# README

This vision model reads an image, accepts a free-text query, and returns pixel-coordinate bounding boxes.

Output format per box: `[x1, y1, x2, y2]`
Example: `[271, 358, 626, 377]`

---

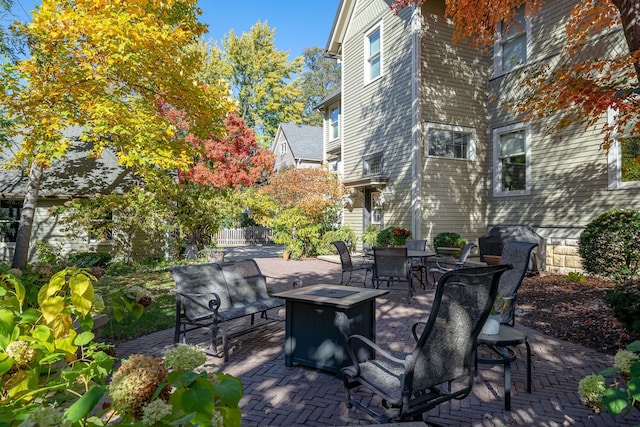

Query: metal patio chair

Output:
[332, 241, 374, 286]
[341, 265, 510, 423]
[372, 246, 413, 300]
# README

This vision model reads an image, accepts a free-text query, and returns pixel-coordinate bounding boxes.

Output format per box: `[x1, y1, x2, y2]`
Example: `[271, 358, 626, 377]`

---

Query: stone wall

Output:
[545, 238, 583, 274]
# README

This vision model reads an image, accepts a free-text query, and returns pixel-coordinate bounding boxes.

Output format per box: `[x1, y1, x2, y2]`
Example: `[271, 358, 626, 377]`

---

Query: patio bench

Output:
[170, 259, 284, 361]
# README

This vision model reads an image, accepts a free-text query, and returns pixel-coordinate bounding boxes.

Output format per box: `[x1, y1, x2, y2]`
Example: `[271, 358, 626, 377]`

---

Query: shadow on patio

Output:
[117, 255, 637, 426]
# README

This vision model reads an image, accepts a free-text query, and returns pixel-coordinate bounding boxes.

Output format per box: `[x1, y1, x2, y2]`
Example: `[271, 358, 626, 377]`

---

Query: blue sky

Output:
[9, 0, 341, 60]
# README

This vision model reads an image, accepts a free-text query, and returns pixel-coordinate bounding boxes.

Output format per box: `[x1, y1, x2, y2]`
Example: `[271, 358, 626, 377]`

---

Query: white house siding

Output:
[419, 5, 490, 249]
[0, 199, 114, 264]
[341, 0, 415, 235]
[488, 0, 640, 273]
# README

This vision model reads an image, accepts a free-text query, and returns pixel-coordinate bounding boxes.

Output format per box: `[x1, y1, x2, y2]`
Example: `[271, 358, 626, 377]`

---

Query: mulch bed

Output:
[517, 273, 633, 355]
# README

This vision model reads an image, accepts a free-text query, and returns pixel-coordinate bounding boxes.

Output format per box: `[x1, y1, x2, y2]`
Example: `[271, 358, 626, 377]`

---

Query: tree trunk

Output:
[612, 0, 640, 77]
[11, 161, 44, 270]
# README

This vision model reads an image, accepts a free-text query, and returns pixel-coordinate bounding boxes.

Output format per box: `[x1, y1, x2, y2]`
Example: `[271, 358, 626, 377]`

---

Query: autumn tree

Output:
[393, 0, 639, 150]
[247, 167, 344, 259]
[298, 47, 341, 126]
[0, 0, 233, 269]
[219, 21, 304, 145]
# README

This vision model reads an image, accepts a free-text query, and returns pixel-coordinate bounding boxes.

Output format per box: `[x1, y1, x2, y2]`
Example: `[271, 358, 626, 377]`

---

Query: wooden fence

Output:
[215, 227, 274, 246]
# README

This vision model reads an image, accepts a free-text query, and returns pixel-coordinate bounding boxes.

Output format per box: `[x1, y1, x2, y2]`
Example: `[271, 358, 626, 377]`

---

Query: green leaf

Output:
[63, 385, 106, 422]
[74, 331, 95, 346]
[626, 340, 640, 352]
[0, 353, 14, 376]
[0, 309, 14, 336]
[599, 366, 620, 377]
[31, 325, 52, 342]
[212, 374, 243, 406]
[602, 387, 628, 417]
[629, 377, 640, 401]
[130, 301, 144, 318]
[40, 295, 65, 324]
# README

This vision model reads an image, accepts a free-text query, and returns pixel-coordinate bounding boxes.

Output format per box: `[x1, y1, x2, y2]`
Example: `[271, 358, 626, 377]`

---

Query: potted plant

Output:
[433, 232, 466, 257]
[376, 226, 411, 247]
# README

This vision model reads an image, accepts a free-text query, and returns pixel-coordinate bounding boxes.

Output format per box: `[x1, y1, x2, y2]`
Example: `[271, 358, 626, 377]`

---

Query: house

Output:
[0, 127, 135, 263]
[323, 0, 640, 273]
[271, 123, 323, 172]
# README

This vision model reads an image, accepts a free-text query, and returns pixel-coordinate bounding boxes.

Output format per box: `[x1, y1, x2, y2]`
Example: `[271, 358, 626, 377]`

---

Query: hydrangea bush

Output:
[0, 267, 243, 426]
[579, 340, 640, 418]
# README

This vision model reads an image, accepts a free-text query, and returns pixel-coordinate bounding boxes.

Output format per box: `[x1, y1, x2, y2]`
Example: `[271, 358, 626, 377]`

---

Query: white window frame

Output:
[280, 140, 287, 154]
[364, 22, 383, 84]
[425, 123, 476, 161]
[371, 192, 383, 226]
[607, 108, 640, 190]
[329, 106, 340, 141]
[493, 123, 531, 196]
[494, 6, 530, 77]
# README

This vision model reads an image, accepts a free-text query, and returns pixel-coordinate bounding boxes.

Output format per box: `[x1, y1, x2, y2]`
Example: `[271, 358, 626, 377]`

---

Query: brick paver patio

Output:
[117, 248, 638, 426]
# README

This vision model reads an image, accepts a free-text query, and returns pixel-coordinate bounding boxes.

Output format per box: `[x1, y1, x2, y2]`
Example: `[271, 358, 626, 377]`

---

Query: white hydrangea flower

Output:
[614, 349, 639, 375]
[18, 405, 69, 427]
[164, 345, 206, 371]
[142, 399, 173, 425]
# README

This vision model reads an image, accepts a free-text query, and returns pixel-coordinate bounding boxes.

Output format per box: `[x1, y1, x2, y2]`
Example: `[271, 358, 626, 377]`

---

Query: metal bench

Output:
[170, 259, 284, 361]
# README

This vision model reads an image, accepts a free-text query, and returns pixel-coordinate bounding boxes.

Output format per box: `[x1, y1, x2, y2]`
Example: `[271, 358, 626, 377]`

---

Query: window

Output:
[371, 192, 383, 225]
[495, 6, 528, 75]
[329, 106, 340, 140]
[365, 24, 382, 83]
[608, 109, 640, 189]
[493, 124, 530, 196]
[363, 153, 383, 176]
[280, 140, 287, 154]
[426, 124, 476, 160]
[0, 200, 21, 243]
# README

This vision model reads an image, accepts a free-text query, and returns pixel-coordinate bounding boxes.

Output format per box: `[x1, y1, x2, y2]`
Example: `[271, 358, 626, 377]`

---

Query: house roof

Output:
[325, 0, 354, 58]
[277, 123, 323, 161]
[315, 90, 341, 111]
[0, 127, 134, 198]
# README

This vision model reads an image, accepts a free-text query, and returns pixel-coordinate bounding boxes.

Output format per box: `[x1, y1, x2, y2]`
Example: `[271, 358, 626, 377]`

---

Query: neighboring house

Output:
[271, 123, 323, 172]
[0, 127, 134, 263]
[323, 0, 640, 273]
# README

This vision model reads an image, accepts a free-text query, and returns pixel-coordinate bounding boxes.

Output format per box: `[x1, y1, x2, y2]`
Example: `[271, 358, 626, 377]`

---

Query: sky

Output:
[9, 0, 342, 60]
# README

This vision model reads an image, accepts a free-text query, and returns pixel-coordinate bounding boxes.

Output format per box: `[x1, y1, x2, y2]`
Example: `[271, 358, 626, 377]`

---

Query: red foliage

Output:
[178, 113, 274, 188]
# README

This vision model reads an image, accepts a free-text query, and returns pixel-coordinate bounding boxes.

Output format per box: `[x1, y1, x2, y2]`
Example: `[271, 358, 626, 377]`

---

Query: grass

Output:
[95, 269, 176, 344]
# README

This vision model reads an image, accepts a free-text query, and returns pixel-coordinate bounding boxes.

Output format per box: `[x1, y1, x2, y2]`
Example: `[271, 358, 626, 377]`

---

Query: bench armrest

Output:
[172, 290, 222, 315]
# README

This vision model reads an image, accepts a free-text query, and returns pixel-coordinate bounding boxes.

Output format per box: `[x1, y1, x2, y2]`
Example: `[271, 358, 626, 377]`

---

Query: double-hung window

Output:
[426, 123, 476, 160]
[608, 109, 640, 189]
[0, 200, 21, 243]
[280, 140, 287, 154]
[330, 106, 339, 140]
[495, 6, 528, 75]
[365, 24, 382, 83]
[493, 123, 530, 196]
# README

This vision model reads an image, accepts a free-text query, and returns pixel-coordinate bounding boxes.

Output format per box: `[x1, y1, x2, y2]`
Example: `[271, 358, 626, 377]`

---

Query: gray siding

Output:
[341, 0, 414, 231]
[488, 0, 640, 234]
[420, 5, 490, 247]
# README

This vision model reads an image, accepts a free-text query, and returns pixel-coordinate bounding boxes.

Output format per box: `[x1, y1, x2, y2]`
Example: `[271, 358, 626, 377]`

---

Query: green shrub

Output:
[68, 251, 113, 268]
[433, 232, 465, 250]
[362, 224, 381, 249]
[566, 272, 587, 283]
[579, 208, 640, 279]
[318, 227, 357, 255]
[604, 280, 640, 337]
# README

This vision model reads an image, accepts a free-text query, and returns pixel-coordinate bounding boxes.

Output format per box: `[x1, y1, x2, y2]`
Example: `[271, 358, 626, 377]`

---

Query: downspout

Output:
[410, 5, 422, 239]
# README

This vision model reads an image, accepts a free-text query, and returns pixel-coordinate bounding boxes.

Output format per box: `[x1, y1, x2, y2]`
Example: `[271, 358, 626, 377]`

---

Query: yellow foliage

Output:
[0, 0, 233, 176]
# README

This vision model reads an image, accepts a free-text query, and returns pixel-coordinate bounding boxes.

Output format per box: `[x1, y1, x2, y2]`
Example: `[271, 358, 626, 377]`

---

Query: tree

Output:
[298, 47, 341, 126]
[393, 0, 640, 150]
[0, 0, 233, 269]
[220, 21, 304, 145]
[248, 168, 344, 258]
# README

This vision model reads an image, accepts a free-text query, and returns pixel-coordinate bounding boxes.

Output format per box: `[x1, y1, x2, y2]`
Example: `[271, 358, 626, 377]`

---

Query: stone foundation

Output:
[545, 238, 583, 274]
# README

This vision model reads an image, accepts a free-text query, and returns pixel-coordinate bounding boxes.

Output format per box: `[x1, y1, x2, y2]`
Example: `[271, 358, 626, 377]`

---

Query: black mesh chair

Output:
[372, 246, 413, 300]
[428, 242, 477, 285]
[405, 239, 428, 289]
[341, 265, 510, 423]
[332, 241, 373, 286]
